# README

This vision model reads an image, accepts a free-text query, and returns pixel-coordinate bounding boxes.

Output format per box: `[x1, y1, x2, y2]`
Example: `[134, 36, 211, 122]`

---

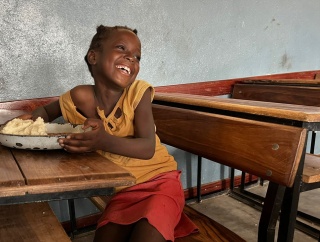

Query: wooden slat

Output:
[232, 84, 320, 106]
[11, 149, 134, 185]
[176, 205, 246, 242]
[240, 79, 320, 85]
[303, 154, 320, 183]
[153, 104, 306, 187]
[154, 70, 320, 96]
[0, 202, 70, 241]
[0, 179, 135, 198]
[154, 92, 320, 122]
[0, 146, 25, 188]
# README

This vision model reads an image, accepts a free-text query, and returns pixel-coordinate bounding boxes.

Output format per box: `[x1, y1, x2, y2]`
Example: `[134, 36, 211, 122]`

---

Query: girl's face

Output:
[92, 29, 141, 89]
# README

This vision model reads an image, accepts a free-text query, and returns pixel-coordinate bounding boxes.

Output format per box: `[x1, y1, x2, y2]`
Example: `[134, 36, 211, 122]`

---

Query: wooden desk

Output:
[153, 92, 320, 241]
[0, 109, 135, 204]
[0, 109, 135, 238]
[0, 146, 135, 204]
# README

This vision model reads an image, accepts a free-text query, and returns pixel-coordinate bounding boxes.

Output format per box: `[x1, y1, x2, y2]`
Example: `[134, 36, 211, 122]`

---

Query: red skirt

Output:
[97, 170, 198, 241]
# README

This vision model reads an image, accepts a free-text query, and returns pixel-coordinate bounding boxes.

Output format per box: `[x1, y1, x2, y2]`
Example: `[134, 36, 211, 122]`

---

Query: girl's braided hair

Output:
[85, 25, 138, 76]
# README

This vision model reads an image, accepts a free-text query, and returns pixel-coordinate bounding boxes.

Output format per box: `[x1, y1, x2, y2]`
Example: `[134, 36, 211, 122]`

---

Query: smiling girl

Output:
[20, 25, 197, 242]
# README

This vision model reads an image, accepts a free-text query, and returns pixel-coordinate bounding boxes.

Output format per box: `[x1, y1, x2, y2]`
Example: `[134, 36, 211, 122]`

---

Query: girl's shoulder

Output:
[70, 85, 94, 105]
[71, 84, 93, 93]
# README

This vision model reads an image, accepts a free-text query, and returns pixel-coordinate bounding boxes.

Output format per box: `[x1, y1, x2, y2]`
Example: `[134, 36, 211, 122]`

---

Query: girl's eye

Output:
[116, 45, 125, 50]
[135, 55, 141, 62]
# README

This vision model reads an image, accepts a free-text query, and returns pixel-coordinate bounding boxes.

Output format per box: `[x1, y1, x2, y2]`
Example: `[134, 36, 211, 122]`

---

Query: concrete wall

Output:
[1, 1, 320, 102]
[1, 0, 320, 221]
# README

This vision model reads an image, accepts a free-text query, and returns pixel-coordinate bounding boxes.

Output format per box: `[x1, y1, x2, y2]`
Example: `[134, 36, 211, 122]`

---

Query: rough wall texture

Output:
[1, 0, 320, 102]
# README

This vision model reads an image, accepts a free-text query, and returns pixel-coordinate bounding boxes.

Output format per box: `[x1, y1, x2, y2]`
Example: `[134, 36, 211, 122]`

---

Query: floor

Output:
[72, 183, 319, 242]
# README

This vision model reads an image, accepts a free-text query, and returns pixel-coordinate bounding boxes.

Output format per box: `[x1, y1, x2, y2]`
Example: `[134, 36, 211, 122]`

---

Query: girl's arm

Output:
[19, 100, 62, 122]
[59, 88, 156, 159]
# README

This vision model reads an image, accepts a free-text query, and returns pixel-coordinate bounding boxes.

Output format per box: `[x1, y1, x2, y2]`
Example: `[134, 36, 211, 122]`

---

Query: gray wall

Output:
[1, 0, 320, 221]
[1, 1, 320, 102]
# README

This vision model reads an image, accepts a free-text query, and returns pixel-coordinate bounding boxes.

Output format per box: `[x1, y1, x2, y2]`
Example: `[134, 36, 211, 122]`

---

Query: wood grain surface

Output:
[11, 149, 134, 185]
[0, 202, 70, 241]
[303, 154, 320, 183]
[154, 92, 320, 122]
[233, 84, 320, 106]
[0, 146, 25, 188]
[154, 70, 320, 96]
[153, 104, 306, 187]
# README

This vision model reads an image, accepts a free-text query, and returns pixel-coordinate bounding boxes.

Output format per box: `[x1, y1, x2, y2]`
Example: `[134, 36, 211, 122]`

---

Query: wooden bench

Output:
[231, 81, 320, 239]
[90, 196, 246, 242]
[0, 202, 70, 241]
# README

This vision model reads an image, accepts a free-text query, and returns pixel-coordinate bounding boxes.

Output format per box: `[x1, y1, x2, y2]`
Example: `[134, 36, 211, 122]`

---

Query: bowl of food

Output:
[0, 118, 84, 150]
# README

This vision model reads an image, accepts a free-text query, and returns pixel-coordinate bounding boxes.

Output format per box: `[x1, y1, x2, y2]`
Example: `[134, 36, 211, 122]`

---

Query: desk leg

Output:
[197, 156, 202, 203]
[278, 149, 306, 241]
[68, 199, 77, 238]
[230, 168, 235, 190]
[258, 182, 285, 242]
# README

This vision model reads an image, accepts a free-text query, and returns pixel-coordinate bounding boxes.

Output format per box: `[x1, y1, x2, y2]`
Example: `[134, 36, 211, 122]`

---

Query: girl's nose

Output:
[125, 55, 134, 62]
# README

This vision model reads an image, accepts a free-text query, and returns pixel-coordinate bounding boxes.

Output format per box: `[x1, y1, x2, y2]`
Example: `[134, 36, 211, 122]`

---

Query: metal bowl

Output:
[0, 123, 84, 150]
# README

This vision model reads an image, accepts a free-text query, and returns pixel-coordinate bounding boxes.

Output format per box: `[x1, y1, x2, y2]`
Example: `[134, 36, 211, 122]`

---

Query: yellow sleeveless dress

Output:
[59, 80, 197, 240]
[59, 80, 177, 185]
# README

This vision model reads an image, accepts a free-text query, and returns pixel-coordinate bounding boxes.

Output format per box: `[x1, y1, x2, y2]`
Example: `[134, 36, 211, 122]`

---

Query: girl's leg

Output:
[93, 222, 134, 242]
[130, 218, 167, 242]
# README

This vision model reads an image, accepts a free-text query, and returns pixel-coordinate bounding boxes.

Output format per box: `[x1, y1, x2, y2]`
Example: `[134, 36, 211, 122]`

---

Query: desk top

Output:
[0, 145, 135, 199]
[154, 92, 320, 122]
[0, 109, 135, 203]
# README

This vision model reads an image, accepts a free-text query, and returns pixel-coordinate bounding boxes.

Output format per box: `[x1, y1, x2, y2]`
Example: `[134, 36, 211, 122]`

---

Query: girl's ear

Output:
[87, 50, 97, 65]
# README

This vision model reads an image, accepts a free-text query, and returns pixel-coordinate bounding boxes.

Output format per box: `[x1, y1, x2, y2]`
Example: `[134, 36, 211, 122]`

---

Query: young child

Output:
[20, 25, 197, 241]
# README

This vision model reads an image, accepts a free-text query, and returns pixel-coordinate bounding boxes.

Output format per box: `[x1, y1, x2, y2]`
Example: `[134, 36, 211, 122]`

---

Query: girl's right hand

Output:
[17, 113, 33, 120]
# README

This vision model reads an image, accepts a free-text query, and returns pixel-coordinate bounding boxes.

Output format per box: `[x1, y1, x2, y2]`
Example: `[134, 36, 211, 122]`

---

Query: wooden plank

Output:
[176, 205, 246, 242]
[0, 202, 70, 241]
[154, 92, 320, 122]
[0, 146, 25, 188]
[11, 149, 135, 185]
[240, 79, 320, 86]
[153, 104, 307, 187]
[232, 84, 320, 106]
[0, 178, 135, 198]
[154, 70, 320, 96]
[303, 154, 320, 183]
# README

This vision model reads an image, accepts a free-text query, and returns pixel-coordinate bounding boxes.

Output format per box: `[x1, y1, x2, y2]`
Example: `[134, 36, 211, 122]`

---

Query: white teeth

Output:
[116, 65, 131, 74]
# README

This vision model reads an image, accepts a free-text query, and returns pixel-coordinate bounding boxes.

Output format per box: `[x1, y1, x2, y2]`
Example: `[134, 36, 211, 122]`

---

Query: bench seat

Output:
[303, 153, 320, 184]
[0, 202, 70, 242]
[176, 205, 245, 242]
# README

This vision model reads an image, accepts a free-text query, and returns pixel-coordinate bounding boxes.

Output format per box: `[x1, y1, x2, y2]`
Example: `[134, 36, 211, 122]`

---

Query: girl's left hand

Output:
[58, 118, 106, 153]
